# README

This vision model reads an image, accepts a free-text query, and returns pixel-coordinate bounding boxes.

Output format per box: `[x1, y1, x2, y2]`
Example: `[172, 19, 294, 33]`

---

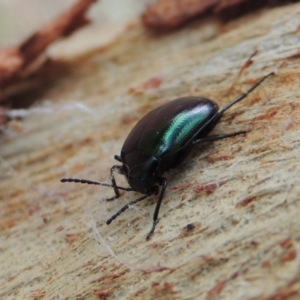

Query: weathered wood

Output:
[1, 4, 300, 299]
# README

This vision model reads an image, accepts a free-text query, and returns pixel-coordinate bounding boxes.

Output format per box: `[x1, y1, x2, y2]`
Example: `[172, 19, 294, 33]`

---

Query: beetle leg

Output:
[219, 72, 274, 114]
[146, 178, 168, 240]
[106, 165, 127, 201]
[114, 155, 122, 162]
[197, 72, 275, 136]
[106, 194, 149, 225]
[193, 131, 247, 145]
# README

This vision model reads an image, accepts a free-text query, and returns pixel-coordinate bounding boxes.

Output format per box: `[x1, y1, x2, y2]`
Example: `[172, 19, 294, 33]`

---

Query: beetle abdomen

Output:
[121, 97, 218, 159]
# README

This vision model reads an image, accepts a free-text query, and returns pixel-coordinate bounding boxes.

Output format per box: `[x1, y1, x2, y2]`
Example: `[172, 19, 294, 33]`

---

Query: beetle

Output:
[61, 72, 274, 240]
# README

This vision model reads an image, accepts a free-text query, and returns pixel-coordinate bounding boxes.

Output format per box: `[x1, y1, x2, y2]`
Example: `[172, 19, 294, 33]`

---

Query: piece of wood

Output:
[0, 0, 96, 98]
[1, 3, 300, 299]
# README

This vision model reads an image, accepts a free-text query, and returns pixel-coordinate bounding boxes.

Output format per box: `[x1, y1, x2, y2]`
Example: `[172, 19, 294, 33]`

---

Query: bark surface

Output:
[1, 4, 300, 300]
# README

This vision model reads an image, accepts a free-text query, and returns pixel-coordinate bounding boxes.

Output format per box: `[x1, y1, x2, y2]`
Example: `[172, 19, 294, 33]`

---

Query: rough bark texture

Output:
[1, 4, 300, 300]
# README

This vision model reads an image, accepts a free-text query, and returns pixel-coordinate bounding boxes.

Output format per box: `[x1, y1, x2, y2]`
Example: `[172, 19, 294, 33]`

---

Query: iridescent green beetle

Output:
[61, 72, 274, 240]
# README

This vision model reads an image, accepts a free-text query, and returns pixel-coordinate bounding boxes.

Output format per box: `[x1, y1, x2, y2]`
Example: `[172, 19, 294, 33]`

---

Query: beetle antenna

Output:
[60, 178, 133, 191]
[220, 72, 275, 113]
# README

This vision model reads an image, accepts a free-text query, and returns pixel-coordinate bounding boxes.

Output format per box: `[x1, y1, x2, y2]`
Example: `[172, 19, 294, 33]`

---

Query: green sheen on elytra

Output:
[142, 104, 213, 156]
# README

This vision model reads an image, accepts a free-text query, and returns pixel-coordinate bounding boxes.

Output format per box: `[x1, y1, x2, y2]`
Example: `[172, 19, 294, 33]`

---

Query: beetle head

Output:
[122, 151, 160, 194]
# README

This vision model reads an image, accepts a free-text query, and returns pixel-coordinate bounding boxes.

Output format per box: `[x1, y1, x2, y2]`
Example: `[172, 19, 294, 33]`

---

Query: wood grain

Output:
[1, 3, 300, 300]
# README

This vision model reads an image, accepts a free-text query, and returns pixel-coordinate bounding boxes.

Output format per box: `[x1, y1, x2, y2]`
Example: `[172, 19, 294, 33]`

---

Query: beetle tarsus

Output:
[146, 220, 158, 240]
[105, 195, 118, 202]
